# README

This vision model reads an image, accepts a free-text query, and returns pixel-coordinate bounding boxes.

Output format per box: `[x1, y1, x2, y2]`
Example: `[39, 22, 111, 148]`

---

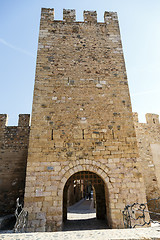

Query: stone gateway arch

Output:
[24, 8, 148, 232]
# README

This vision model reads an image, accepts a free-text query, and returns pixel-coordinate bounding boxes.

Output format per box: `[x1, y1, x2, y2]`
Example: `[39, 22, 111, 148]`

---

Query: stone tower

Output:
[24, 8, 148, 232]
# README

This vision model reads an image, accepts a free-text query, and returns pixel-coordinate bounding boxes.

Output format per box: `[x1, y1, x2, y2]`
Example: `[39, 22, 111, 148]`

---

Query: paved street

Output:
[63, 198, 108, 231]
[0, 228, 160, 240]
[0, 199, 160, 239]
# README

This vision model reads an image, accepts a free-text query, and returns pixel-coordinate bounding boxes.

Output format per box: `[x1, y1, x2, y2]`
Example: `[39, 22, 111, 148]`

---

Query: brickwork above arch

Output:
[59, 160, 110, 192]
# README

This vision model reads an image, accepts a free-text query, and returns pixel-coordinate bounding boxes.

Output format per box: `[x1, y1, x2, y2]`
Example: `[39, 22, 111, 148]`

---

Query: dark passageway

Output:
[62, 171, 109, 231]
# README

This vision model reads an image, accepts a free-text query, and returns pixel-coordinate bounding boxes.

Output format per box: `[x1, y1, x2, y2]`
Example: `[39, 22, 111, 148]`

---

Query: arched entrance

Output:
[63, 171, 109, 230]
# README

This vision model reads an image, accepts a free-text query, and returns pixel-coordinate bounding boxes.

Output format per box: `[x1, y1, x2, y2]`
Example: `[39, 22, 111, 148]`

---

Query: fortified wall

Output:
[23, 8, 148, 231]
[133, 113, 160, 207]
[0, 114, 30, 215]
[0, 7, 160, 232]
[0, 112, 160, 218]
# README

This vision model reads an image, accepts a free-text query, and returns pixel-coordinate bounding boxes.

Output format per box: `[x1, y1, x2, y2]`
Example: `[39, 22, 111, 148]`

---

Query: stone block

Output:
[63, 9, 76, 22]
[83, 10, 97, 23]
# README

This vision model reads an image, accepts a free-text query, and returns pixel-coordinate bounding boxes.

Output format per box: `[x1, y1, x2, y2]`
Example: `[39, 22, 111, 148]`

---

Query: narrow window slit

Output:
[82, 129, 84, 139]
[51, 129, 53, 140]
[112, 130, 114, 139]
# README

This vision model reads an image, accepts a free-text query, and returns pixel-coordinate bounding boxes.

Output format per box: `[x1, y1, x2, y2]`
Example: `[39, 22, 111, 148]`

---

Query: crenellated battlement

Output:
[83, 10, 97, 23]
[40, 8, 118, 24]
[41, 8, 54, 21]
[0, 114, 8, 127]
[133, 112, 160, 125]
[0, 114, 30, 149]
[146, 113, 159, 125]
[0, 114, 30, 127]
[18, 114, 30, 127]
[63, 9, 76, 22]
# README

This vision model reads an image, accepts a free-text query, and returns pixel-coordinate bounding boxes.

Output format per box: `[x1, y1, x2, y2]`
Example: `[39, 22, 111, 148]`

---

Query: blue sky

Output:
[0, 0, 160, 125]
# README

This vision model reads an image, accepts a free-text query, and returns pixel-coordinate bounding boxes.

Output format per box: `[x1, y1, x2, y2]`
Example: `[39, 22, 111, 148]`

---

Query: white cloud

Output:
[0, 38, 34, 58]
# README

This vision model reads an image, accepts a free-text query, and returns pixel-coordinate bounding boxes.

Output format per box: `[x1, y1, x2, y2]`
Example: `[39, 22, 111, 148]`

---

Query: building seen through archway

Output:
[63, 171, 109, 230]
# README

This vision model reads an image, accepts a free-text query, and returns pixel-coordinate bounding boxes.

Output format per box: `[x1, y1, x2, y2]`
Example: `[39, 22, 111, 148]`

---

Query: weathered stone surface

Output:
[1, 8, 160, 233]
[133, 112, 160, 209]
[23, 8, 148, 232]
[0, 114, 30, 215]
